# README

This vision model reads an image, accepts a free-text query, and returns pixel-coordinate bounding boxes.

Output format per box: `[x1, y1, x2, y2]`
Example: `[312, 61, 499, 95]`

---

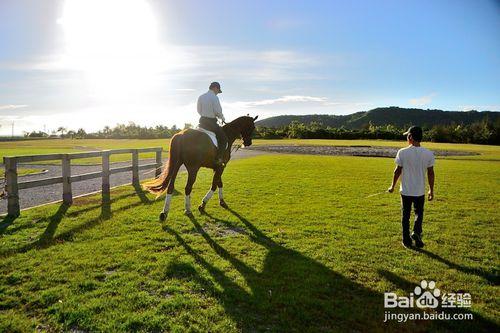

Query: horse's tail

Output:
[143, 134, 182, 196]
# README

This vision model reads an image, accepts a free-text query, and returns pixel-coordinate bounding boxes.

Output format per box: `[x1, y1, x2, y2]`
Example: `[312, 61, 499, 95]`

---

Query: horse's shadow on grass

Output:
[165, 207, 499, 332]
[165, 208, 387, 332]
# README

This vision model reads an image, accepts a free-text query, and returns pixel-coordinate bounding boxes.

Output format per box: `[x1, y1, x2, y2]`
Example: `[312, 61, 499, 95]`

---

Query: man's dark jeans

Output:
[401, 195, 425, 241]
[199, 116, 228, 161]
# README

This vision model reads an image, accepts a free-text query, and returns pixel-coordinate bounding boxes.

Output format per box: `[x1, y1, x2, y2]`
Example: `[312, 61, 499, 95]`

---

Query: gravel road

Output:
[0, 149, 268, 214]
[246, 145, 478, 158]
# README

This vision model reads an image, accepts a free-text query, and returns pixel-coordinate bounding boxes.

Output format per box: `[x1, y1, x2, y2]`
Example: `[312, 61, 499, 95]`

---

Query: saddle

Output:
[194, 127, 227, 149]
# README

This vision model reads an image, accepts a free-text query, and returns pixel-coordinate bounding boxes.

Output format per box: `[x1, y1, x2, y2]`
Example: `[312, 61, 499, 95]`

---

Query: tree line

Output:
[24, 122, 192, 139]
[23, 119, 499, 145]
[255, 120, 500, 145]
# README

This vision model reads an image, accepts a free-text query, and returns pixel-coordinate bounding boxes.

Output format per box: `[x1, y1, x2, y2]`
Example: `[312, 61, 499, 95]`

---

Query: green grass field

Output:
[7, 168, 41, 178]
[0, 153, 498, 332]
[0, 168, 41, 181]
[1, 138, 499, 165]
[0, 139, 170, 165]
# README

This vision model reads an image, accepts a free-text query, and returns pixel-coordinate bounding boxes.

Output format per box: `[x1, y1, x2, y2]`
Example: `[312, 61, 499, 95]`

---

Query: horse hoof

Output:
[159, 212, 167, 222]
[198, 204, 206, 214]
[184, 210, 193, 217]
[219, 200, 228, 209]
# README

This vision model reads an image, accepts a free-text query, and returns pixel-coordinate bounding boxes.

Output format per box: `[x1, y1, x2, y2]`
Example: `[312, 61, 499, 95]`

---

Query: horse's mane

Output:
[222, 116, 253, 130]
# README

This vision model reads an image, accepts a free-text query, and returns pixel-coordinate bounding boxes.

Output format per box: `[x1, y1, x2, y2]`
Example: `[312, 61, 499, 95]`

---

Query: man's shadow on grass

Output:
[164, 207, 387, 332]
[413, 248, 498, 285]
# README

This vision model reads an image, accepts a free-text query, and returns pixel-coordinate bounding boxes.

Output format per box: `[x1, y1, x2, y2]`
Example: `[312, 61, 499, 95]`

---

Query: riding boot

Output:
[215, 149, 225, 167]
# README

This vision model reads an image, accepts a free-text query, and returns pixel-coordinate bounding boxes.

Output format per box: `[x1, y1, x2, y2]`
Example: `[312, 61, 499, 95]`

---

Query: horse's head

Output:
[225, 115, 258, 147]
[239, 115, 258, 147]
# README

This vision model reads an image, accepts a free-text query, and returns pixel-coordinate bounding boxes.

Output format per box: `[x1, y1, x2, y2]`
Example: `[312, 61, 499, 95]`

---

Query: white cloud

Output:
[179, 46, 326, 82]
[224, 95, 371, 109]
[228, 95, 327, 108]
[459, 105, 500, 111]
[0, 104, 28, 110]
[219, 96, 373, 121]
[175, 88, 196, 92]
[0, 42, 349, 134]
[409, 93, 436, 106]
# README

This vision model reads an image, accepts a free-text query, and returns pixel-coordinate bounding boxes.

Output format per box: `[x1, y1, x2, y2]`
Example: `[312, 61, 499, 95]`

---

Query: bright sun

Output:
[59, 0, 164, 99]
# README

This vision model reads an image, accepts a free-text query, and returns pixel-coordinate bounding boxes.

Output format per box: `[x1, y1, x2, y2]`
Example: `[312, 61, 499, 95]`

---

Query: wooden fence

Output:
[3, 147, 163, 217]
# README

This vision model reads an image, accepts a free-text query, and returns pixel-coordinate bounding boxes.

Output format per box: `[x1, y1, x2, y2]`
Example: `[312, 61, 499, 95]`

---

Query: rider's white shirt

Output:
[197, 90, 225, 122]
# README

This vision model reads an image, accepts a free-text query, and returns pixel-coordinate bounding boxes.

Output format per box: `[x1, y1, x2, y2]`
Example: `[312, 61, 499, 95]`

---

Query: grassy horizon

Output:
[1, 138, 499, 165]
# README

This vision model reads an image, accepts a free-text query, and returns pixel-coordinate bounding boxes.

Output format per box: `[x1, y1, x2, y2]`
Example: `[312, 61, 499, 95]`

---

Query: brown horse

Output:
[143, 115, 258, 221]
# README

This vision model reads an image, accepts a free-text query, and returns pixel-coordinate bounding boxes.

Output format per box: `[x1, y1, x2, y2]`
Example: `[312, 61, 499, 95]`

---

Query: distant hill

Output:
[255, 107, 500, 129]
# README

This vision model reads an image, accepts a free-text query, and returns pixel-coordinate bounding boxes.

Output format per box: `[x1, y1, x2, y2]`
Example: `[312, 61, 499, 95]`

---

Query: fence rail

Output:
[3, 147, 163, 217]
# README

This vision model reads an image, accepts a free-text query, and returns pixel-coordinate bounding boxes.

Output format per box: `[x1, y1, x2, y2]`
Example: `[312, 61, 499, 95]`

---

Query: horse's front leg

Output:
[217, 173, 228, 209]
[198, 168, 223, 213]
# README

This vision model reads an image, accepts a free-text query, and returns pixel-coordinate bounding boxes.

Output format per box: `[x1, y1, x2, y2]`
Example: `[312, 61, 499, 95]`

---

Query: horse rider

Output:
[197, 81, 228, 167]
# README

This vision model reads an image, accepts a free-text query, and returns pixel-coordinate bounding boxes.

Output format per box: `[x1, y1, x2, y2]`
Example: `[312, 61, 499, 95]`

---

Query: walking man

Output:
[197, 82, 228, 167]
[388, 126, 435, 248]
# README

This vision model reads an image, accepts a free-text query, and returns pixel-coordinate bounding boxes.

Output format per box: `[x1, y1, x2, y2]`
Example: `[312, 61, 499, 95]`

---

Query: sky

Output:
[0, 0, 499, 135]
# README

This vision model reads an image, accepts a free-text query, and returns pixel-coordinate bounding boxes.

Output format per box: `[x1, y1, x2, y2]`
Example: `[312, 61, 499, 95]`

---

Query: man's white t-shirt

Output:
[395, 146, 435, 197]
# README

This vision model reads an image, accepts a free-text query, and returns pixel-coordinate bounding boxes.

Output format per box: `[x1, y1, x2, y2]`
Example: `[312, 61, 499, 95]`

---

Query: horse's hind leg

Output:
[160, 162, 182, 221]
[184, 167, 199, 216]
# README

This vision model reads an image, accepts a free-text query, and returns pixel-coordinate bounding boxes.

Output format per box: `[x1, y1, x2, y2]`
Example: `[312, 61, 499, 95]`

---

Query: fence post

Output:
[4, 157, 20, 217]
[102, 151, 110, 195]
[155, 149, 162, 177]
[62, 154, 72, 205]
[132, 149, 139, 185]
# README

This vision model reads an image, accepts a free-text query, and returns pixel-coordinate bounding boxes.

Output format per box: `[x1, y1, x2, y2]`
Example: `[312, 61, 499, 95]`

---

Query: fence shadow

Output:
[0, 215, 17, 235]
[38, 203, 71, 245]
[133, 182, 152, 204]
[0, 185, 155, 257]
[101, 191, 111, 220]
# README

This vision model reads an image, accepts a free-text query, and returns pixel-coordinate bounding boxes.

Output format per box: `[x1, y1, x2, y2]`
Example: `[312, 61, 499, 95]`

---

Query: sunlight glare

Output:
[59, 0, 165, 99]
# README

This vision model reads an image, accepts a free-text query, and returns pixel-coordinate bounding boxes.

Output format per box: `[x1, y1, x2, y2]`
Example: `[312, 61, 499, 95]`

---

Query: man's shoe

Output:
[411, 233, 424, 248]
[402, 238, 413, 248]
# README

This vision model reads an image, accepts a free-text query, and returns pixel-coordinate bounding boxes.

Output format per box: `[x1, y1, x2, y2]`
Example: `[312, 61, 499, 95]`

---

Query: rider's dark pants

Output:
[199, 116, 228, 160]
[401, 195, 425, 241]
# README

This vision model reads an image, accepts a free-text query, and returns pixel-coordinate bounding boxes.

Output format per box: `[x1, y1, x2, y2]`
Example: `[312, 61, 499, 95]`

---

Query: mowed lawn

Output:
[1, 168, 41, 178]
[0, 154, 499, 332]
[1, 138, 499, 165]
[0, 139, 171, 165]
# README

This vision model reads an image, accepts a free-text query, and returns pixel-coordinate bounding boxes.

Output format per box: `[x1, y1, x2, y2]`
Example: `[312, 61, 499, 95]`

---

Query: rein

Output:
[231, 139, 242, 153]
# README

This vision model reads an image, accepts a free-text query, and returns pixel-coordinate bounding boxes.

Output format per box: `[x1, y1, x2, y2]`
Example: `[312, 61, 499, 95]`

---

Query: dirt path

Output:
[246, 145, 478, 158]
[0, 149, 268, 214]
